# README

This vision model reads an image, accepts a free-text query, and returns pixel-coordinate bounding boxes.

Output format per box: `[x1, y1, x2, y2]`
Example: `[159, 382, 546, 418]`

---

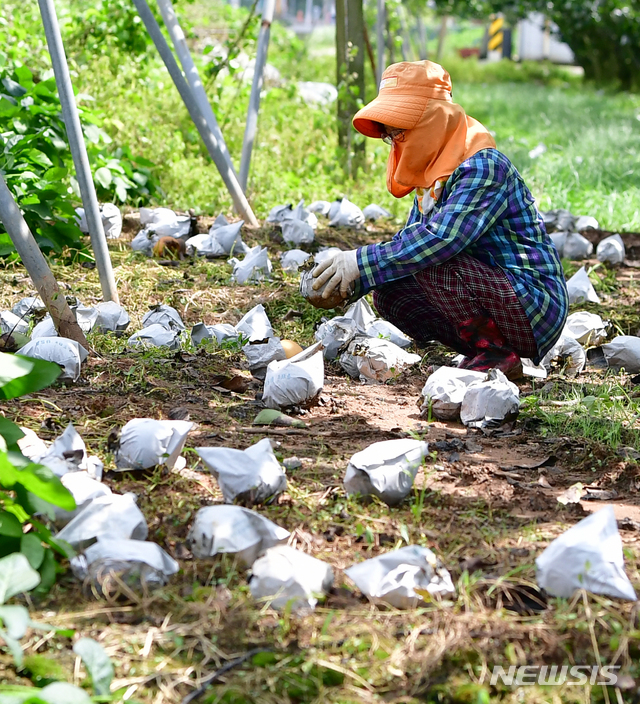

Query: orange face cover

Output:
[386, 100, 496, 198]
[352, 61, 497, 198]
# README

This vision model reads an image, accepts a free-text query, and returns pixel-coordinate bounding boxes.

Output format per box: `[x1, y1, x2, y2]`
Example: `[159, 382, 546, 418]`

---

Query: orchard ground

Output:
[1, 213, 640, 703]
[1, 2, 640, 701]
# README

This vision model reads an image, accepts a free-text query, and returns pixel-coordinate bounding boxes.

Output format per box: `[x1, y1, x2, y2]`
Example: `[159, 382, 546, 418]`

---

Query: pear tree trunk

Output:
[336, 0, 366, 177]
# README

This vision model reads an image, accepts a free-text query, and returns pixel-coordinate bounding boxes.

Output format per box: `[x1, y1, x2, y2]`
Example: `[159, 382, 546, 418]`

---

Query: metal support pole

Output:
[0, 176, 89, 348]
[376, 0, 385, 88]
[156, 0, 239, 181]
[398, 5, 412, 61]
[416, 14, 428, 60]
[239, 0, 276, 191]
[133, 0, 259, 227]
[436, 15, 448, 62]
[37, 0, 119, 304]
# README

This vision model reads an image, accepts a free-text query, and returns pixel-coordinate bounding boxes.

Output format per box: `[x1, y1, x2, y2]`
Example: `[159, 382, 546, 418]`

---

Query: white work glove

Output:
[311, 249, 360, 299]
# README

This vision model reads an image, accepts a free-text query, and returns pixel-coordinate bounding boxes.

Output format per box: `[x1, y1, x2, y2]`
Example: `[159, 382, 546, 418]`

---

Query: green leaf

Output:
[0, 605, 30, 639]
[0, 626, 25, 669]
[23, 149, 52, 169]
[0, 418, 25, 448]
[131, 155, 154, 168]
[114, 180, 127, 203]
[21, 491, 57, 521]
[43, 167, 67, 181]
[8, 447, 31, 468]
[72, 638, 113, 696]
[1, 77, 26, 98]
[0, 354, 61, 400]
[93, 166, 112, 189]
[21, 202, 53, 220]
[19, 465, 76, 512]
[0, 233, 15, 256]
[20, 534, 44, 570]
[35, 682, 91, 704]
[0, 355, 32, 388]
[0, 510, 22, 538]
[132, 171, 147, 186]
[0, 454, 76, 512]
[0, 684, 44, 702]
[0, 553, 40, 604]
[82, 123, 102, 144]
[13, 66, 33, 88]
[33, 549, 56, 598]
[252, 651, 277, 666]
[0, 537, 21, 561]
[0, 97, 19, 117]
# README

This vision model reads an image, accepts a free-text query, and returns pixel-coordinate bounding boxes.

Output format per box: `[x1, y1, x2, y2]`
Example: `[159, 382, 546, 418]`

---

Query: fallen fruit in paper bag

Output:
[345, 546, 455, 609]
[299, 268, 347, 310]
[71, 539, 179, 592]
[344, 439, 429, 506]
[262, 342, 324, 409]
[186, 505, 290, 566]
[249, 545, 334, 612]
[197, 437, 287, 505]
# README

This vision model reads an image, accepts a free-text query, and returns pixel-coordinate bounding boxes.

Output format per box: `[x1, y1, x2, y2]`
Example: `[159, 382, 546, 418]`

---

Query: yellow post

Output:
[488, 16, 504, 52]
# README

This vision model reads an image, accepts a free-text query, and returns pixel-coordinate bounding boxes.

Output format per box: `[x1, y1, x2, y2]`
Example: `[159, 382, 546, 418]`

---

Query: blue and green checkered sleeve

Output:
[355, 156, 510, 296]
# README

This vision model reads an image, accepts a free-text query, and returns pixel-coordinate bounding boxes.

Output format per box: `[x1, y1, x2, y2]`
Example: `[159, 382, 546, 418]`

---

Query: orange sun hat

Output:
[353, 61, 453, 137]
[353, 60, 496, 197]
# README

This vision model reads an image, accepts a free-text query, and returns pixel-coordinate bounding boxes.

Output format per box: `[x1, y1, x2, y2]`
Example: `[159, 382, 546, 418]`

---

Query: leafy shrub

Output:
[0, 2, 49, 71]
[444, 57, 583, 87]
[63, 0, 158, 66]
[86, 140, 163, 205]
[0, 352, 75, 600]
[433, 0, 640, 91]
[202, 3, 261, 85]
[0, 62, 84, 255]
[0, 356, 120, 686]
[538, 0, 640, 91]
[0, 56, 162, 256]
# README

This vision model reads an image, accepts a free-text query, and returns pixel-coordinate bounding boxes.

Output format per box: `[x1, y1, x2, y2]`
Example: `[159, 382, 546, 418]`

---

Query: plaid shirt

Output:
[356, 148, 568, 359]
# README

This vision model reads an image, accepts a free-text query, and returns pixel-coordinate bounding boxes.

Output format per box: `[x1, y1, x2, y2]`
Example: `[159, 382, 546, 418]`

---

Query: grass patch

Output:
[459, 83, 640, 230]
[523, 377, 640, 450]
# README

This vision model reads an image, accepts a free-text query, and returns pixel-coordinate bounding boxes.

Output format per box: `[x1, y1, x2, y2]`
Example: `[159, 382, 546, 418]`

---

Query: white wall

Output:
[518, 12, 574, 64]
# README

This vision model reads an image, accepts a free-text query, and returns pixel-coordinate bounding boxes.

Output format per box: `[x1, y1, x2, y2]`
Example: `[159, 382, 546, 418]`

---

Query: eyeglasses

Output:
[382, 128, 405, 145]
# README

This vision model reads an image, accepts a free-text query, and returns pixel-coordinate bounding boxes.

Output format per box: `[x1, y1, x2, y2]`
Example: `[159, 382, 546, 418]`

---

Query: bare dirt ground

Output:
[1, 215, 640, 703]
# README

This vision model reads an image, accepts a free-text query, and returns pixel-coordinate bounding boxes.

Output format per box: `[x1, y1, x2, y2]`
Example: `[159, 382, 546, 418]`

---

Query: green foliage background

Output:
[0, 0, 639, 236]
[430, 0, 640, 90]
[0, 2, 163, 257]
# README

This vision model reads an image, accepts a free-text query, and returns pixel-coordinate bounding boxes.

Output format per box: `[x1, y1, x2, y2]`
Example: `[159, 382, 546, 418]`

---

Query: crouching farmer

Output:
[312, 60, 568, 379]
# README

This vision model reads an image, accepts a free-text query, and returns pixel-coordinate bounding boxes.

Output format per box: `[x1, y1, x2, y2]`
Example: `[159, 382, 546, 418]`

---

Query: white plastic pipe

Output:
[239, 0, 276, 191]
[0, 175, 89, 347]
[38, 0, 119, 304]
[156, 0, 239, 182]
[416, 15, 428, 60]
[133, 0, 259, 227]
